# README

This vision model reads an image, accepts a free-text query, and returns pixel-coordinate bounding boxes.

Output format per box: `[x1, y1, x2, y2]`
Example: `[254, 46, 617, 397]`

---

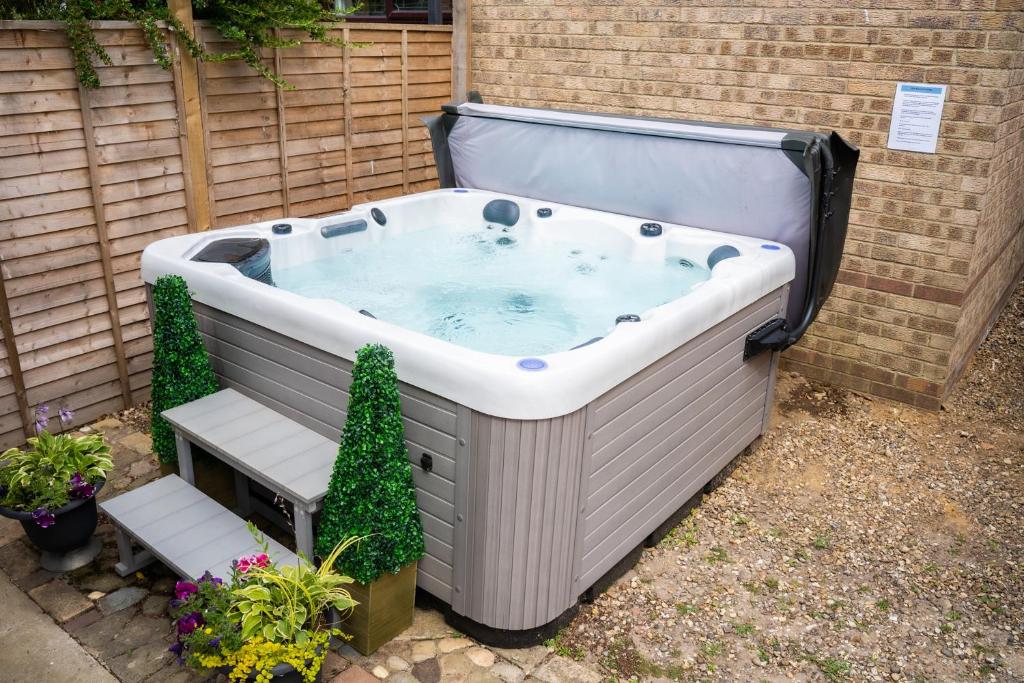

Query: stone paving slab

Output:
[28, 579, 94, 623]
[0, 569, 117, 682]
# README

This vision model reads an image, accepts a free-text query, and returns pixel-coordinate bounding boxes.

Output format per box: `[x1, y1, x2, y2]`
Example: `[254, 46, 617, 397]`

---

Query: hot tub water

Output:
[274, 223, 710, 356]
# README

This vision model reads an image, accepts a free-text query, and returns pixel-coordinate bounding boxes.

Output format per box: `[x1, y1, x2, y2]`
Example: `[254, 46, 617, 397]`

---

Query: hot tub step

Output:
[99, 474, 299, 580]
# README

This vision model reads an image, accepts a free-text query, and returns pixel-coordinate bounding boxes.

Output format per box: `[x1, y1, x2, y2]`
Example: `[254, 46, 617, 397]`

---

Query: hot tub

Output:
[142, 101, 858, 644]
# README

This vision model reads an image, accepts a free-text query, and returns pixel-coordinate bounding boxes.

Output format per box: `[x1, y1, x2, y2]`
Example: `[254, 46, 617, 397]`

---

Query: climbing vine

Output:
[0, 0, 355, 89]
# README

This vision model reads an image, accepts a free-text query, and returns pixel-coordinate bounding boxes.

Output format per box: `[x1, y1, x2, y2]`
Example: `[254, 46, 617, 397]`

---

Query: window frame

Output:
[344, 0, 452, 24]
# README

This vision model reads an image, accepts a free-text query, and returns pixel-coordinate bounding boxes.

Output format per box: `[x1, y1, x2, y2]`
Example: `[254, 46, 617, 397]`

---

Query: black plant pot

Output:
[0, 480, 104, 554]
[244, 662, 322, 683]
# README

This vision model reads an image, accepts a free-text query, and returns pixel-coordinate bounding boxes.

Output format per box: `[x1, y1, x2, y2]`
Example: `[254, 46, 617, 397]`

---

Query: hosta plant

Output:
[0, 408, 113, 527]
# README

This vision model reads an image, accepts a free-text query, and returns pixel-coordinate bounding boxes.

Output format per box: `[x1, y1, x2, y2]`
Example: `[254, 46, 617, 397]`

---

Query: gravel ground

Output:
[554, 282, 1024, 682]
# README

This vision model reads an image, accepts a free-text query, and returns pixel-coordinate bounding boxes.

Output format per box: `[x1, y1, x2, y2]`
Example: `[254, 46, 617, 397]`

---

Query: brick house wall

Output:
[466, 0, 1024, 409]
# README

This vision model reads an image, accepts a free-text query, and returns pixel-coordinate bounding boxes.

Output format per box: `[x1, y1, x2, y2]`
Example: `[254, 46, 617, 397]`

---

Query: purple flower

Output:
[31, 507, 55, 528]
[168, 641, 183, 656]
[198, 571, 223, 585]
[168, 598, 182, 609]
[68, 473, 96, 500]
[176, 611, 204, 635]
[33, 416, 48, 435]
[208, 636, 221, 648]
[35, 405, 49, 416]
[174, 580, 198, 601]
[58, 406, 73, 425]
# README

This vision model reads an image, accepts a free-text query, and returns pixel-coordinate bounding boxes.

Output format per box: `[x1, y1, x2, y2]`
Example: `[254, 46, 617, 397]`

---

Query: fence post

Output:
[168, 0, 213, 232]
[452, 0, 471, 101]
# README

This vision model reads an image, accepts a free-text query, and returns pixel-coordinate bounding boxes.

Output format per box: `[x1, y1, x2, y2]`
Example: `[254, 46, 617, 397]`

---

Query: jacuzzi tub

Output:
[142, 101, 858, 644]
[142, 188, 793, 629]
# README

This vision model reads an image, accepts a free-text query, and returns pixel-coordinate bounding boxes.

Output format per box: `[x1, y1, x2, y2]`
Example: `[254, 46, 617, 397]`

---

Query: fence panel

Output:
[198, 22, 451, 228]
[0, 22, 190, 446]
[0, 21, 452, 447]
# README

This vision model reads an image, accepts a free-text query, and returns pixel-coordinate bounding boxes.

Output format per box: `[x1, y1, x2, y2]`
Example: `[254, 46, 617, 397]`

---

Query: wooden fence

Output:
[0, 20, 452, 448]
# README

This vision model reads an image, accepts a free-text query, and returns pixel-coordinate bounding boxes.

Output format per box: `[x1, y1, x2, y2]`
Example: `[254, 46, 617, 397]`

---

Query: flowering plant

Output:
[171, 524, 358, 683]
[0, 407, 113, 526]
[169, 572, 243, 667]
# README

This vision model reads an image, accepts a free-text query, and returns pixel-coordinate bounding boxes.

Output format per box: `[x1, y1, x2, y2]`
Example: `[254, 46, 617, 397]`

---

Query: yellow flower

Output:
[205, 627, 213, 634]
[134, 571, 145, 580]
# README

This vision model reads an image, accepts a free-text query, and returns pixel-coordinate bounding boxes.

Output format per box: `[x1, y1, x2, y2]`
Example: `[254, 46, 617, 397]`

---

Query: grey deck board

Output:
[100, 475, 299, 581]
[163, 388, 336, 506]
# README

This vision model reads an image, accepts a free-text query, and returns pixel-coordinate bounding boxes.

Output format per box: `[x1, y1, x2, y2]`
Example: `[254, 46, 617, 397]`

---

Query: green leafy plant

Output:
[150, 274, 218, 464]
[173, 525, 357, 683]
[169, 572, 244, 666]
[0, 0, 356, 89]
[315, 343, 425, 584]
[0, 425, 112, 523]
[231, 523, 357, 644]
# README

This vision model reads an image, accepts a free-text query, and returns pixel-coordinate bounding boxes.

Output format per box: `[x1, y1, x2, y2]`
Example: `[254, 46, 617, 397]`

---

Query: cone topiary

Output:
[150, 274, 219, 464]
[315, 344, 424, 584]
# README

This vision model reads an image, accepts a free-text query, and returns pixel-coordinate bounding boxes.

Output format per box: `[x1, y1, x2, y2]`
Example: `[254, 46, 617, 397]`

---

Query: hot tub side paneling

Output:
[454, 288, 787, 631]
[456, 408, 587, 631]
[191, 303, 457, 601]
[576, 289, 787, 591]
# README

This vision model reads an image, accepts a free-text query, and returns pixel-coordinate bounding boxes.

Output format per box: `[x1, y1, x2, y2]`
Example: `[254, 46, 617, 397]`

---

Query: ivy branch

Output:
[0, 0, 359, 89]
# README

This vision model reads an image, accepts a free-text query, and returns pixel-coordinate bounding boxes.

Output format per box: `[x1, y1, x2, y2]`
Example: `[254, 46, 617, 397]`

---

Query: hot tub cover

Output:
[425, 98, 859, 351]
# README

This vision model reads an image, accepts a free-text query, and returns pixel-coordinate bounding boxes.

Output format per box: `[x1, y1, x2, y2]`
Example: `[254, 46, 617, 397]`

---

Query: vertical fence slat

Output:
[401, 29, 410, 194]
[0, 264, 32, 440]
[195, 54, 217, 227]
[274, 35, 291, 216]
[77, 82, 133, 409]
[342, 26, 355, 210]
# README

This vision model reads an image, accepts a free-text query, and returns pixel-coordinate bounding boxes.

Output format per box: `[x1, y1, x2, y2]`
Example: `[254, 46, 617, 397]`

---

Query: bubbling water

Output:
[274, 224, 710, 356]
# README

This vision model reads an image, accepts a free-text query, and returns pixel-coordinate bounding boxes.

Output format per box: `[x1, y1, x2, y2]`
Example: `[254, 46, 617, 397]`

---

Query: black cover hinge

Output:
[744, 318, 789, 360]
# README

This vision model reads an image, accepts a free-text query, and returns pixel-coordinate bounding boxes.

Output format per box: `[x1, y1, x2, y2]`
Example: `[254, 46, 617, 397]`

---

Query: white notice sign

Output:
[887, 83, 947, 154]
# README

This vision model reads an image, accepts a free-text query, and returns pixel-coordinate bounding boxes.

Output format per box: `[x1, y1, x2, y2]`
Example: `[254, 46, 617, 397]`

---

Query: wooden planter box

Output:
[341, 561, 417, 655]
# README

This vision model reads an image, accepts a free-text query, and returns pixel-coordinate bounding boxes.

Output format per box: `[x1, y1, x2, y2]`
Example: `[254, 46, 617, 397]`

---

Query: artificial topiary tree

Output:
[315, 344, 424, 584]
[150, 274, 219, 464]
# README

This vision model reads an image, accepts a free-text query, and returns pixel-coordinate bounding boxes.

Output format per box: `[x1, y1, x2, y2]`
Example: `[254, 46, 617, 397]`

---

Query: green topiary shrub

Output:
[150, 274, 219, 464]
[315, 344, 424, 585]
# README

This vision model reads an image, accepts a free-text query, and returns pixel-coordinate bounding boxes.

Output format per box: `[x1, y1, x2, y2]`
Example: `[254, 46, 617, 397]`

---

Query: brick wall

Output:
[468, 0, 1024, 408]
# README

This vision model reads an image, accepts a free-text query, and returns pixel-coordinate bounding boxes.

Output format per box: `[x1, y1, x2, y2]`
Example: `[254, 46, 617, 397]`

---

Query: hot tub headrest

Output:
[483, 199, 520, 226]
[424, 99, 859, 351]
[707, 245, 741, 270]
[192, 237, 273, 286]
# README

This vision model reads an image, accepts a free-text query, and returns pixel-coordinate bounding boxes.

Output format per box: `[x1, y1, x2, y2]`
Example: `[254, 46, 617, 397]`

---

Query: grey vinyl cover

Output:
[426, 102, 859, 336]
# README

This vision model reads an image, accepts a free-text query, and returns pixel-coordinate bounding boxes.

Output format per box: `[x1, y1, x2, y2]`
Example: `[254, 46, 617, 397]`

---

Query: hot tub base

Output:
[420, 476, 718, 648]
[176, 284, 787, 636]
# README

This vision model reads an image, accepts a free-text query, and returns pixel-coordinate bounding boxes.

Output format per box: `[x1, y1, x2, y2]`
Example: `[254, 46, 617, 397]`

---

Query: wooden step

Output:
[99, 474, 299, 581]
